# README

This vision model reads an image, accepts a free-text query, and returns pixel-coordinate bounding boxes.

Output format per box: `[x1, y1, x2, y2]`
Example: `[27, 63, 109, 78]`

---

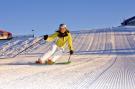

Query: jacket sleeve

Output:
[68, 33, 74, 51]
[46, 32, 58, 42]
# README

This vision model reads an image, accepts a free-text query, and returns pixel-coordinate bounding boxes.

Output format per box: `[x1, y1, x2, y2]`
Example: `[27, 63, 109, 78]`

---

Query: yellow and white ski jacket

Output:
[46, 31, 74, 51]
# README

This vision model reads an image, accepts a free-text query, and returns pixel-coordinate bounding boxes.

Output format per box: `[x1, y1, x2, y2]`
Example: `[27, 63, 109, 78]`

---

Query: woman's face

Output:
[60, 28, 66, 33]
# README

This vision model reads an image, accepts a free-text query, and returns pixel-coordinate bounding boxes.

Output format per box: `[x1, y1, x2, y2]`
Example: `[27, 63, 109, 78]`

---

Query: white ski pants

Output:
[40, 42, 64, 62]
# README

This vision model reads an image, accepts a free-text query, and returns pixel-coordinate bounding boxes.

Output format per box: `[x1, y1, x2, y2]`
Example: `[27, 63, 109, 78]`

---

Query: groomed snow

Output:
[0, 27, 135, 89]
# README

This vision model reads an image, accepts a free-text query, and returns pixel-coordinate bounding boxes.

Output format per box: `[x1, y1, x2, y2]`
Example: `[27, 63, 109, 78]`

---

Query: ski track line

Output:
[88, 32, 100, 52]
[79, 33, 90, 51]
[86, 32, 95, 51]
[75, 33, 86, 52]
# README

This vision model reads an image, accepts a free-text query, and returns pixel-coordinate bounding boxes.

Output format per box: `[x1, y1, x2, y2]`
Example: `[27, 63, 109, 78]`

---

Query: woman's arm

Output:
[45, 32, 58, 42]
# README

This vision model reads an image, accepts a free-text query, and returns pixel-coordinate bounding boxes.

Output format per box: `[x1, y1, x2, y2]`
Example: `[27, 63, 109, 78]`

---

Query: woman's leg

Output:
[38, 43, 57, 63]
[48, 48, 64, 62]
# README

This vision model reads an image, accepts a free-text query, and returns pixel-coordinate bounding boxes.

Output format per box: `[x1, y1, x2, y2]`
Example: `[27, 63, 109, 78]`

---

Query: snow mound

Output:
[0, 36, 43, 58]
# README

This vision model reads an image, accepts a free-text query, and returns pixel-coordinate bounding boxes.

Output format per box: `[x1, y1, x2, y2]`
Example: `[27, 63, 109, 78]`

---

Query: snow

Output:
[0, 36, 43, 58]
[0, 26, 135, 89]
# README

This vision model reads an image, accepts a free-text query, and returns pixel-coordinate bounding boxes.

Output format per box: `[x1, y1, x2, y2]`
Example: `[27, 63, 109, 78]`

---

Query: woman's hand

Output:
[70, 50, 74, 55]
[44, 35, 48, 40]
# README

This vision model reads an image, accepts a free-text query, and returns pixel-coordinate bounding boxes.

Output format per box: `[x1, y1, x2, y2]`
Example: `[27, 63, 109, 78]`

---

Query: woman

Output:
[36, 24, 74, 64]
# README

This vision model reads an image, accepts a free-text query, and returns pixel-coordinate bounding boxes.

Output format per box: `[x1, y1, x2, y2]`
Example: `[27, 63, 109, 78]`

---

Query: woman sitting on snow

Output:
[36, 24, 74, 64]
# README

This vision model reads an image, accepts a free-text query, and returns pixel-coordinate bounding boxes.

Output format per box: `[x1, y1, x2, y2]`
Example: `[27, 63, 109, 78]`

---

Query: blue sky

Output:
[0, 0, 135, 36]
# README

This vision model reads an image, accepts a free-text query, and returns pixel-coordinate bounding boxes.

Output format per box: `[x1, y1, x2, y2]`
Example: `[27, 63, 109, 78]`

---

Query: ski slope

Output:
[0, 26, 135, 89]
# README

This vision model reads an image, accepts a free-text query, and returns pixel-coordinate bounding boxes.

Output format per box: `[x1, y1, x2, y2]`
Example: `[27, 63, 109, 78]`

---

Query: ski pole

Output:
[67, 54, 71, 63]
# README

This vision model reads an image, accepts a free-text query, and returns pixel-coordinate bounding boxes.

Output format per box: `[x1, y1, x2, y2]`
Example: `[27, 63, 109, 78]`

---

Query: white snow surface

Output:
[0, 26, 135, 89]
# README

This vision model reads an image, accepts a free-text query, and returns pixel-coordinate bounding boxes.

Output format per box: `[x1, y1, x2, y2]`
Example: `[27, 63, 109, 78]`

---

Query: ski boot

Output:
[47, 59, 55, 65]
[36, 59, 47, 64]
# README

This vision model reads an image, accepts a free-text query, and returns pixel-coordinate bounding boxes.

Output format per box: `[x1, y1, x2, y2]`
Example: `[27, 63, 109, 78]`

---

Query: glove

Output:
[70, 50, 74, 55]
[44, 35, 48, 40]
